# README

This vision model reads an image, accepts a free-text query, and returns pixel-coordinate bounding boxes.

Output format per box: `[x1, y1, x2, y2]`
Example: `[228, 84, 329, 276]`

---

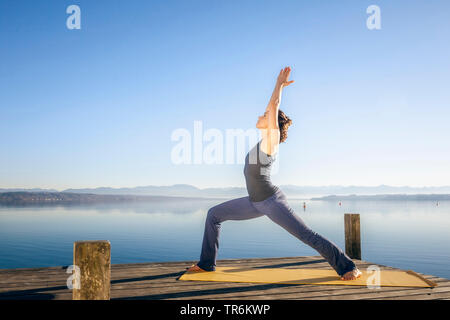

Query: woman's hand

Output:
[276, 66, 294, 88]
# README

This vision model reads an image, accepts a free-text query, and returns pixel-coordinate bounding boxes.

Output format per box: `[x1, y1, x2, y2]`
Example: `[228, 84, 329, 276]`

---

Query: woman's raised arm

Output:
[261, 67, 294, 155]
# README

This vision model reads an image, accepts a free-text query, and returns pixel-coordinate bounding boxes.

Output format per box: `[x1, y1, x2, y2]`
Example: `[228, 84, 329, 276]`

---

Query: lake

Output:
[0, 198, 449, 279]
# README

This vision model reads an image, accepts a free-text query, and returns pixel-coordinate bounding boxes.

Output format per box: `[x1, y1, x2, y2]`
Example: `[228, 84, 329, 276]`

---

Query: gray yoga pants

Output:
[197, 189, 356, 277]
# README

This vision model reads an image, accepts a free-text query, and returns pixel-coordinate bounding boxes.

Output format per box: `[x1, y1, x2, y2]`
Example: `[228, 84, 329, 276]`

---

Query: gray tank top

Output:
[243, 141, 279, 202]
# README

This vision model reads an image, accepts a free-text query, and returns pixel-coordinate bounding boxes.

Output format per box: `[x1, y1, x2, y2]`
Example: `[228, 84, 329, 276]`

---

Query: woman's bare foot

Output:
[186, 264, 207, 272]
[340, 268, 362, 280]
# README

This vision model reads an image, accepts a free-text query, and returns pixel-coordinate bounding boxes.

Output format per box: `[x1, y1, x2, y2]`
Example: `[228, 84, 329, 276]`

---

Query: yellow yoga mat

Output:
[179, 267, 437, 288]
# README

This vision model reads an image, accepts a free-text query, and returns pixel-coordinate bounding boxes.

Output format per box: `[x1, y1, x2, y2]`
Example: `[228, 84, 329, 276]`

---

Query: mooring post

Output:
[73, 240, 111, 300]
[344, 213, 361, 260]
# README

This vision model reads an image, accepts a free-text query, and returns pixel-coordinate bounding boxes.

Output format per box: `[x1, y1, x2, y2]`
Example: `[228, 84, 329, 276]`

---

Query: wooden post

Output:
[73, 240, 111, 300]
[344, 214, 361, 260]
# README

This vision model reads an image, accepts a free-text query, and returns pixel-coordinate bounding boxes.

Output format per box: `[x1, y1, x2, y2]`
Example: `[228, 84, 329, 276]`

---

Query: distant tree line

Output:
[0, 192, 202, 206]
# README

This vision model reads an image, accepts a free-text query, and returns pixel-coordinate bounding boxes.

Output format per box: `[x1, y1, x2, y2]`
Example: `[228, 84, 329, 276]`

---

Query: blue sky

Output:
[1, 0, 450, 189]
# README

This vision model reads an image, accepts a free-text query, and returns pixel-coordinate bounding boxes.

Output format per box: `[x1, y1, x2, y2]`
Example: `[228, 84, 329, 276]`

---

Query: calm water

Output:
[0, 199, 449, 279]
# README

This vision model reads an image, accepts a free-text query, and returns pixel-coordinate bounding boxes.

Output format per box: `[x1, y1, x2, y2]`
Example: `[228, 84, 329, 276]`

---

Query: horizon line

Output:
[2, 183, 450, 192]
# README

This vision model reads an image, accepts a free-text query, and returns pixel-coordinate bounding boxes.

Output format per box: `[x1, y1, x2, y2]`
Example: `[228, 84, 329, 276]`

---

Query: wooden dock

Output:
[1, 255, 449, 300]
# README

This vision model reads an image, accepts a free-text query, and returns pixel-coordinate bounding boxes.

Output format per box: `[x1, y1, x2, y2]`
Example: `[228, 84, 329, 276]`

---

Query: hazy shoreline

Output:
[1, 191, 450, 206]
[0, 192, 222, 206]
[2, 184, 450, 200]
[311, 194, 450, 201]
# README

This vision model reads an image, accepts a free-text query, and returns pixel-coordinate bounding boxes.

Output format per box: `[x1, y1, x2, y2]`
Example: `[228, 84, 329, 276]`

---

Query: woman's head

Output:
[256, 109, 293, 143]
[278, 109, 292, 143]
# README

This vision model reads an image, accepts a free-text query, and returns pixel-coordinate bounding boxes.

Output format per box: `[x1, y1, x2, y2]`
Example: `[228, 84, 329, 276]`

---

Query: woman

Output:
[187, 67, 362, 280]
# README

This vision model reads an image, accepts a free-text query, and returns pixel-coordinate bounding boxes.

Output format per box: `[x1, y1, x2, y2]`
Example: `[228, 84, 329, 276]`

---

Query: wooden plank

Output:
[367, 286, 450, 300]
[110, 275, 450, 300]
[3, 274, 448, 300]
[0, 267, 433, 289]
[112, 282, 441, 300]
[0, 256, 448, 300]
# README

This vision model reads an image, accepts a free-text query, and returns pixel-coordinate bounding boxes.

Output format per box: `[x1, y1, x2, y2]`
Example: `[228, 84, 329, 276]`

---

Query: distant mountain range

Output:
[2, 184, 450, 199]
[312, 194, 450, 201]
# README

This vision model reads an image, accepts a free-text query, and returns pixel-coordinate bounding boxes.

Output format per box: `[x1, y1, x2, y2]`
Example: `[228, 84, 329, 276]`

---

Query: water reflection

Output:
[0, 199, 449, 279]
